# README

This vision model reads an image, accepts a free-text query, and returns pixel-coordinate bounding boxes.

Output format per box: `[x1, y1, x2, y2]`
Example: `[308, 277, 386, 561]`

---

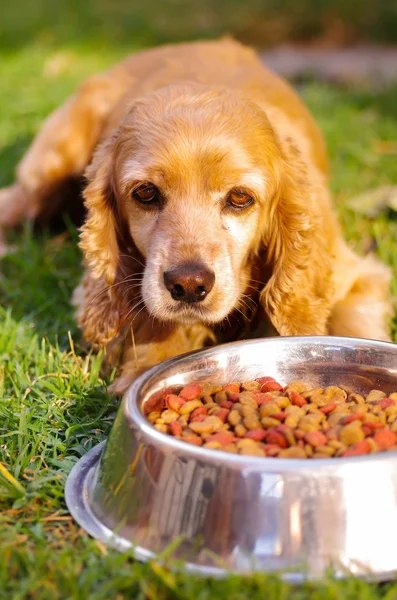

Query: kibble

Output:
[179, 399, 202, 415]
[144, 378, 397, 459]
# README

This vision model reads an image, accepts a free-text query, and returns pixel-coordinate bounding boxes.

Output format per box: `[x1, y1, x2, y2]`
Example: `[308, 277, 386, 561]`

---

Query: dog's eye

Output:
[226, 189, 254, 210]
[132, 183, 160, 206]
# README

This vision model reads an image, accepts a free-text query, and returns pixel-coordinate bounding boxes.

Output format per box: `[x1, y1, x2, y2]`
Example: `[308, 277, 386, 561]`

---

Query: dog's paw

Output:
[0, 184, 34, 227]
[108, 371, 141, 396]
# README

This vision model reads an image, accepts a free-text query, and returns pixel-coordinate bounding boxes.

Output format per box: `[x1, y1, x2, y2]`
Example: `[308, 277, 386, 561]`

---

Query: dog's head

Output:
[80, 83, 332, 343]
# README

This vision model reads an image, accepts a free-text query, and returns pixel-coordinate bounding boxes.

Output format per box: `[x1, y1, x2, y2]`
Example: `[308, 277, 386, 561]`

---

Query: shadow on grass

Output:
[0, 135, 34, 187]
[0, 223, 82, 348]
[0, 135, 87, 349]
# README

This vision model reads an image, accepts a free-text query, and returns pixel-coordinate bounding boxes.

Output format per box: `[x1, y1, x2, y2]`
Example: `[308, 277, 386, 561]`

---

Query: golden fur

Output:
[0, 39, 392, 393]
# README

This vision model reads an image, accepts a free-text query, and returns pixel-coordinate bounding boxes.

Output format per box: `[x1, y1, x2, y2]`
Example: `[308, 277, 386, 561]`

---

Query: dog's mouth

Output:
[140, 260, 241, 326]
[162, 301, 214, 324]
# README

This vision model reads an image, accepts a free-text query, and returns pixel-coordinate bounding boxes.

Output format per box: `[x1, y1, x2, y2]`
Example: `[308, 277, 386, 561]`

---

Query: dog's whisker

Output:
[118, 254, 146, 269]
[131, 304, 147, 324]
[222, 314, 231, 331]
[235, 291, 258, 320]
[233, 307, 249, 322]
[85, 275, 144, 310]
[246, 278, 266, 286]
[239, 293, 256, 306]
[240, 293, 258, 312]
[124, 298, 146, 321]
[237, 308, 250, 322]
[149, 313, 156, 329]
[238, 275, 266, 286]
[238, 299, 252, 315]
[122, 283, 144, 298]
[118, 270, 145, 281]
[244, 283, 262, 293]
[118, 279, 144, 289]
[122, 299, 143, 322]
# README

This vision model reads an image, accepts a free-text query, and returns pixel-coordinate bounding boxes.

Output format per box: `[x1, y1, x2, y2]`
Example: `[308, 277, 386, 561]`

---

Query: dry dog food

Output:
[144, 378, 397, 458]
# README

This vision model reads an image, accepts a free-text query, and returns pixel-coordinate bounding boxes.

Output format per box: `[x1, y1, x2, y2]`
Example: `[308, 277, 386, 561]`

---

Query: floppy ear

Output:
[77, 133, 137, 346]
[79, 134, 120, 284]
[72, 271, 129, 348]
[259, 137, 334, 335]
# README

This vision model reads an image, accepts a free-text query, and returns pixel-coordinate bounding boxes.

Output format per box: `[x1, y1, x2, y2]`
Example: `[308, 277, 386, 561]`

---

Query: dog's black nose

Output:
[163, 264, 215, 303]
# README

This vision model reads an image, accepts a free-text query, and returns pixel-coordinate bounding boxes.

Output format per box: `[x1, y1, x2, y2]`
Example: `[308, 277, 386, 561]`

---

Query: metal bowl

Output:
[65, 336, 397, 581]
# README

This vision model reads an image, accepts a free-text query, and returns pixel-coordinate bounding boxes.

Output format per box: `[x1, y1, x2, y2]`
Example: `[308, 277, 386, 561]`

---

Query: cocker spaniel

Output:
[0, 39, 392, 393]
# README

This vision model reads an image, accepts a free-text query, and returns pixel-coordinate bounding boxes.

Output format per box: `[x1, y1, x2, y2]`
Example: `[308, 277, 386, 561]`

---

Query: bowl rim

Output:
[123, 335, 397, 471]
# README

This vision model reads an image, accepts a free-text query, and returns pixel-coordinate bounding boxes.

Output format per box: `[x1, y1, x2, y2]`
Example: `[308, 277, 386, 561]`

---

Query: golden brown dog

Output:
[0, 39, 392, 393]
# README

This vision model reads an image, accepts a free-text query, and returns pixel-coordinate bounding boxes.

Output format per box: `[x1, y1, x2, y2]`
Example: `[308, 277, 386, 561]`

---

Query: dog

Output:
[0, 39, 392, 393]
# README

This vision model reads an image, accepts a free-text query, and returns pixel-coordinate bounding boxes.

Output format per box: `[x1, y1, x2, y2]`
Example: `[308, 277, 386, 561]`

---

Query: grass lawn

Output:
[2, 5, 397, 598]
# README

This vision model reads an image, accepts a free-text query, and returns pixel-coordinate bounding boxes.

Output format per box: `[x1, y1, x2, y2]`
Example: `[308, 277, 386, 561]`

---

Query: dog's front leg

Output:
[109, 324, 216, 395]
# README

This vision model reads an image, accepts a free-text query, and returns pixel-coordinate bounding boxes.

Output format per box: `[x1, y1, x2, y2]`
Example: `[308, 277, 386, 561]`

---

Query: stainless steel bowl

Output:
[65, 336, 397, 581]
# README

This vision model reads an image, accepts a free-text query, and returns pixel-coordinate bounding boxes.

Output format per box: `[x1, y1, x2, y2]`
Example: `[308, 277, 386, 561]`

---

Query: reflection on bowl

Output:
[65, 336, 397, 581]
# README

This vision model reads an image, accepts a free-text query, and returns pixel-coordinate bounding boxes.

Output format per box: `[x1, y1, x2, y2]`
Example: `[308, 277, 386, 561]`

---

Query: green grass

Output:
[2, 6, 397, 598]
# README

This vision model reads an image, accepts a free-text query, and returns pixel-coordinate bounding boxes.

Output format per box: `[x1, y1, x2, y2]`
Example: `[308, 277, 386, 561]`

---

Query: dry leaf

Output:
[346, 185, 397, 217]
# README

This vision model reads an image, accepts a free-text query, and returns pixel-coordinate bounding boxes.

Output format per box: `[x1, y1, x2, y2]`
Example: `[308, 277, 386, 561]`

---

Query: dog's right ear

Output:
[72, 272, 128, 347]
[79, 134, 120, 284]
[77, 132, 131, 347]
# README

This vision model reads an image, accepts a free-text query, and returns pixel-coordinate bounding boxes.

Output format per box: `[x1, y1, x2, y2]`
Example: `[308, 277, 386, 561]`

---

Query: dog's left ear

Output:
[259, 136, 334, 335]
